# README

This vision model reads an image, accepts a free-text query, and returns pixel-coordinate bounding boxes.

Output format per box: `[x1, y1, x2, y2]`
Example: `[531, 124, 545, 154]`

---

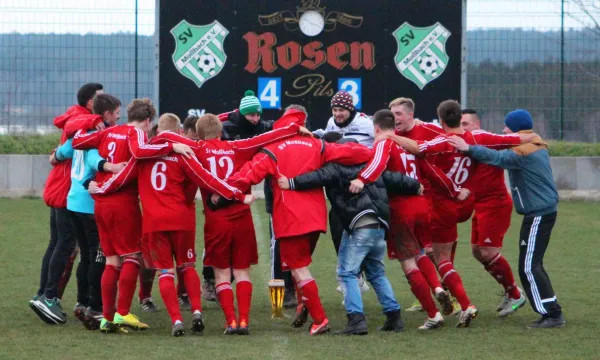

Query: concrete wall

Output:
[1, 155, 599, 199]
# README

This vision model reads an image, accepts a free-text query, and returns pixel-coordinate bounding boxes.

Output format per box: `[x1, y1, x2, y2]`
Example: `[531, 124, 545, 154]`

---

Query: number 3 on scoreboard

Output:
[338, 78, 362, 110]
[258, 77, 281, 109]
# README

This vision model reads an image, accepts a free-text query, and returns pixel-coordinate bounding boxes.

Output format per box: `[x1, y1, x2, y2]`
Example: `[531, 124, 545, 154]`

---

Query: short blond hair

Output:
[196, 113, 222, 140]
[158, 113, 181, 133]
[389, 97, 415, 113]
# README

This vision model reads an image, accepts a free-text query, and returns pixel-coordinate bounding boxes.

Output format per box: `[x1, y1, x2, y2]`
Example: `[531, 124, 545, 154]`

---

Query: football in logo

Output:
[196, 53, 217, 73]
[418, 56, 440, 77]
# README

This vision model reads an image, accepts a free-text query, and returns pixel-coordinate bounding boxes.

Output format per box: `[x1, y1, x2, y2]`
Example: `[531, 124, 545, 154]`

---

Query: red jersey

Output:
[229, 137, 372, 239]
[72, 124, 174, 203]
[43, 106, 102, 208]
[417, 130, 521, 199]
[92, 134, 246, 233]
[358, 139, 460, 215]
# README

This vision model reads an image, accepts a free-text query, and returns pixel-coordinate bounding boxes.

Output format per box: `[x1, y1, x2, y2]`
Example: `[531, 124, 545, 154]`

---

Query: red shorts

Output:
[95, 201, 142, 257]
[471, 198, 513, 248]
[144, 231, 196, 269]
[141, 234, 152, 268]
[430, 196, 475, 244]
[387, 212, 429, 261]
[203, 209, 258, 270]
[279, 232, 320, 271]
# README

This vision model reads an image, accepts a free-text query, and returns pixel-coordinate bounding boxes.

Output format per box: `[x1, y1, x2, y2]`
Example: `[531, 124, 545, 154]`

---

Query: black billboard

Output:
[158, 0, 464, 129]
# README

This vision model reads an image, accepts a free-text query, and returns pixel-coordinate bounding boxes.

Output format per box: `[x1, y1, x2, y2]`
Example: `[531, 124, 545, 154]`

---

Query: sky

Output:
[0, 0, 598, 35]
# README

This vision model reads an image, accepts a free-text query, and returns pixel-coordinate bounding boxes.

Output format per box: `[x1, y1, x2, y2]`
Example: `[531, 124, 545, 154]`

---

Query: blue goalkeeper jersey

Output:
[55, 136, 104, 214]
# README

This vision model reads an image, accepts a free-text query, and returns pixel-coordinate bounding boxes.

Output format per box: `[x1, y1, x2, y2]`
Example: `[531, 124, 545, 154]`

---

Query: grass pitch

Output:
[0, 199, 598, 360]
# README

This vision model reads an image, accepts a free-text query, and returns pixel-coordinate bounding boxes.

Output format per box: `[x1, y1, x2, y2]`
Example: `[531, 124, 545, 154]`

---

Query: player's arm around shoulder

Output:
[382, 170, 422, 196]
[287, 163, 344, 191]
[468, 145, 523, 170]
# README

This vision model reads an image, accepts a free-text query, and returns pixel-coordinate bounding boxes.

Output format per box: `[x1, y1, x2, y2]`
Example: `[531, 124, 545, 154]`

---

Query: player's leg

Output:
[284, 232, 329, 335]
[269, 215, 296, 309]
[232, 269, 251, 335]
[231, 211, 257, 334]
[138, 264, 158, 313]
[359, 227, 402, 334]
[70, 212, 90, 322]
[337, 229, 370, 335]
[34, 207, 78, 324]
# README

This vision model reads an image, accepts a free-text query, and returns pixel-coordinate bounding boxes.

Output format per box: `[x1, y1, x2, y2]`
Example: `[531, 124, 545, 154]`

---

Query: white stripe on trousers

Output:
[269, 215, 276, 279]
[524, 216, 547, 314]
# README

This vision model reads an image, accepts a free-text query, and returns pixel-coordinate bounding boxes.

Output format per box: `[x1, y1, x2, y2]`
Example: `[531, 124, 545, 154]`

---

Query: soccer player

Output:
[460, 109, 526, 316]
[380, 100, 534, 327]
[388, 97, 448, 313]
[351, 109, 462, 329]
[46, 93, 125, 329]
[32, 82, 105, 324]
[278, 136, 421, 335]
[449, 109, 564, 329]
[228, 108, 373, 335]
[188, 112, 312, 334]
[89, 113, 253, 336]
[72, 98, 195, 333]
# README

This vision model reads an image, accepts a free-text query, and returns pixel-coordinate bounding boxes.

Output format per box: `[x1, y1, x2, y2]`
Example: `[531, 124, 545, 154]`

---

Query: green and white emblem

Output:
[393, 22, 451, 90]
[171, 20, 229, 88]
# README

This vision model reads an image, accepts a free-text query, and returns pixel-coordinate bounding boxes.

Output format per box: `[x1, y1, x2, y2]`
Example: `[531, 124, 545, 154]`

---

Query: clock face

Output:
[299, 10, 325, 37]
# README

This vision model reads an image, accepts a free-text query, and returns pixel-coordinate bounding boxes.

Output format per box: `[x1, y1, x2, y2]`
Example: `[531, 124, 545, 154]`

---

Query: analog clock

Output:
[299, 10, 325, 37]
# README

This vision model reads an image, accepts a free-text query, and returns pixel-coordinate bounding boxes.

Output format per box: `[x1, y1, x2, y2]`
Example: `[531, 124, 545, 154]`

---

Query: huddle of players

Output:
[32, 84, 536, 337]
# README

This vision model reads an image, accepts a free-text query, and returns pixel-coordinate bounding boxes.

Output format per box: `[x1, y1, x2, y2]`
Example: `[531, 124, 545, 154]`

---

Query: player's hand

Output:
[349, 179, 365, 193]
[448, 135, 469, 152]
[95, 121, 106, 131]
[173, 143, 195, 158]
[374, 132, 393, 144]
[457, 188, 471, 201]
[298, 126, 314, 137]
[518, 133, 536, 144]
[278, 176, 290, 190]
[210, 193, 221, 205]
[88, 181, 99, 194]
[417, 184, 424, 195]
[243, 194, 255, 205]
[49, 152, 58, 165]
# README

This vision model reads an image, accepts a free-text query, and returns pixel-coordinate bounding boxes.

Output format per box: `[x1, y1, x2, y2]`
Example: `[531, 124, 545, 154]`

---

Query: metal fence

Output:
[1, 0, 599, 141]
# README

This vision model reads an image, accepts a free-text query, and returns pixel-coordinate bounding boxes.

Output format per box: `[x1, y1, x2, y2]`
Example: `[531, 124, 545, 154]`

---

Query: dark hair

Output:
[437, 100, 462, 128]
[148, 124, 159, 139]
[322, 131, 343, 143]
[77, 83, 103, 107]
[127, 98, 156, 123]
[461, 108, 478, 115]
[372, 109, 395, 130]
[183, 115, 199, 133]
[92, 94, 121, 115]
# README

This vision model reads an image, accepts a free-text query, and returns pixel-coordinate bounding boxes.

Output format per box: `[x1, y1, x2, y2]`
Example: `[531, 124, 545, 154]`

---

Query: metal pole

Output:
[135, 0, 139, 98]
[559, 0, 565, 141]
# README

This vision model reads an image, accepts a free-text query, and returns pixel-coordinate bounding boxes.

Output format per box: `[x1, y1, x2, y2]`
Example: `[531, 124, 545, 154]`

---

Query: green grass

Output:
[0, 199, 598, 360]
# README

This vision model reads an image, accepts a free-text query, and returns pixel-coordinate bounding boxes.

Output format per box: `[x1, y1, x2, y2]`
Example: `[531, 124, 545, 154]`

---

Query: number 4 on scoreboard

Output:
[258, 77, 281, 109]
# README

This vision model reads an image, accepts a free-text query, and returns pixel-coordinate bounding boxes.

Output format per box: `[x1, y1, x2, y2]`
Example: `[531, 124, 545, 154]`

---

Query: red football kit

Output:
[72, 124, 176, 257]
[358, 139, 460, 261]
[417, 130, 521, 244]
[228, 129, 372, 270]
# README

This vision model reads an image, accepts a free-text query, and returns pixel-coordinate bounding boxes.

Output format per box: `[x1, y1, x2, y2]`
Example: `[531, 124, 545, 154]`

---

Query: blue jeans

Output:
[337, 227, 400, 314]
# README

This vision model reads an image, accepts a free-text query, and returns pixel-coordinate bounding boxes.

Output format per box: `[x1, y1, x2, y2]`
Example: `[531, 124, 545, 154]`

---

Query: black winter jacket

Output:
[289, 163, 421, 232]
[220, 111, 276, 213]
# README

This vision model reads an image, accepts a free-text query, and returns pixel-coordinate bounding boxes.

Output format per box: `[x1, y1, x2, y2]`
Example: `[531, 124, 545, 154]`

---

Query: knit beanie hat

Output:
[504, 109, 533, 132]
[239, 90, 262, 116]
[330, 90, 355, 112]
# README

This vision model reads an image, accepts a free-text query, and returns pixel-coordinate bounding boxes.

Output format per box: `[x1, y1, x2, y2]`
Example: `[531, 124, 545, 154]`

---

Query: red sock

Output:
[236, 280, 252, 325]
[216, 282, 236, 325]
[438, 261, 471, 310]
[406, 269, 438, 318]
[158, 273, 182, 324]
[298, 278, 326, 324]
[181, 267, 202, 312]
[138, 267, 156, 301]
[116, 258, 140, 316]
[416, 255, 442, 291]
[58, 251, 78, 299]
[101, 265, 120, 321]
[450, 242, 458, 264]
[176, 267, 187, 297]
[484, 254, 520, 299]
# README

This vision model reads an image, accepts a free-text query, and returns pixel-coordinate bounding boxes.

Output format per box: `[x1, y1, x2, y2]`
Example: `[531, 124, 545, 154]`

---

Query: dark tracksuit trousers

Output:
[518, 211, 562, 318]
